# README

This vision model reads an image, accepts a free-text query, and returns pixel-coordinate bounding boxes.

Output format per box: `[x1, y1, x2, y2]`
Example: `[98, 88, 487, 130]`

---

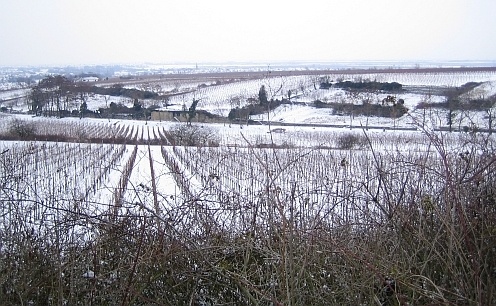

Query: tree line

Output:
[320, 79, 403, 91]
[28, 75, 160, 119]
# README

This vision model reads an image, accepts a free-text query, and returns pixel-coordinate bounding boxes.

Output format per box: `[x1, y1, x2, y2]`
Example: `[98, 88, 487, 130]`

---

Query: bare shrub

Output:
[167, 124, 219, 146]
[336, 132, 367, 149]
[8, 118, 36, 139]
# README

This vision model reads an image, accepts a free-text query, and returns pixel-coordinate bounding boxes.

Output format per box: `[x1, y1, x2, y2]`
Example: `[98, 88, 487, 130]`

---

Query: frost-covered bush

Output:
[336, 132, 367, 149]
[167, 124, 219, 146]
[8, 118, 36, 138]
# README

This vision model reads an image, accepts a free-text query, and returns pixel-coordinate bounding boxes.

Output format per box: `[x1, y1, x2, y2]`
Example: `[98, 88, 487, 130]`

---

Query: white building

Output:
[80, 76, 99, 82]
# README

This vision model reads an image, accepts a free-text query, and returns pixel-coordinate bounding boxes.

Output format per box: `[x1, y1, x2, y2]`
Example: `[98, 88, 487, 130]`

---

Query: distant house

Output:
[151, 110, 224, 123]
[271, 128, 286, 133]
[80, 77, 99, 82]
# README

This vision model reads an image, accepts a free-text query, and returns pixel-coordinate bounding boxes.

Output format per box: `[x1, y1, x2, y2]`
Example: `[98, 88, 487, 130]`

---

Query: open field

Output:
[1, 66, 496, 304]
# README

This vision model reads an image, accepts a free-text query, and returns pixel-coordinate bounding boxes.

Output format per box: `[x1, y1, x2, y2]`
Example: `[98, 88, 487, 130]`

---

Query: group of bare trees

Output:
[28, 75, 92, 117]
[27, 75, 158, 119]
[414, 83, 496, 133]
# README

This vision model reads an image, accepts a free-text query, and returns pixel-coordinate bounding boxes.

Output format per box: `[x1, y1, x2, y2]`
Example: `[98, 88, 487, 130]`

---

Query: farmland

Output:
[1, 64, 496, 305]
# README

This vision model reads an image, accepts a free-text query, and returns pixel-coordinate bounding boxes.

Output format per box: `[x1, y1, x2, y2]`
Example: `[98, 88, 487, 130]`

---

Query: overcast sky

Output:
[1, 0, 495, 66]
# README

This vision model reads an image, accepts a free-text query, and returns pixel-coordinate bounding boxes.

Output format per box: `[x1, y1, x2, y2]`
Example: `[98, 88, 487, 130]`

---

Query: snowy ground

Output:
[3, 70, 496, 117]
[2, 68, 496, 239]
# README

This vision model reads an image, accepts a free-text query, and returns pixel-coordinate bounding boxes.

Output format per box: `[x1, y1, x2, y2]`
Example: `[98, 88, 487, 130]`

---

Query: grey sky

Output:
[1, 0, 495, 66]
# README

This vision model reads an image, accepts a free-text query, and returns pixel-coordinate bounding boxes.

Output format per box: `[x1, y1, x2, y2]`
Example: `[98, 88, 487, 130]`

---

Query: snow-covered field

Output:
[1, 66, 496, 238]
[3, 69, 496, 117]
[1, 124, 488, 237]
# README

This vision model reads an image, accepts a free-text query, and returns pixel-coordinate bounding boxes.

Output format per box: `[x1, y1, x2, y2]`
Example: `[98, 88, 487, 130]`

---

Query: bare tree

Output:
[443, 87, 461, 132]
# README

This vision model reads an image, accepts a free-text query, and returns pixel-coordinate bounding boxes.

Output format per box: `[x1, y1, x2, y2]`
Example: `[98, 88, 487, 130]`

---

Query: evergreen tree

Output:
[188, 98, 200, 125]
[79, 101, 88, 118]
[259, 85, 268, 105]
